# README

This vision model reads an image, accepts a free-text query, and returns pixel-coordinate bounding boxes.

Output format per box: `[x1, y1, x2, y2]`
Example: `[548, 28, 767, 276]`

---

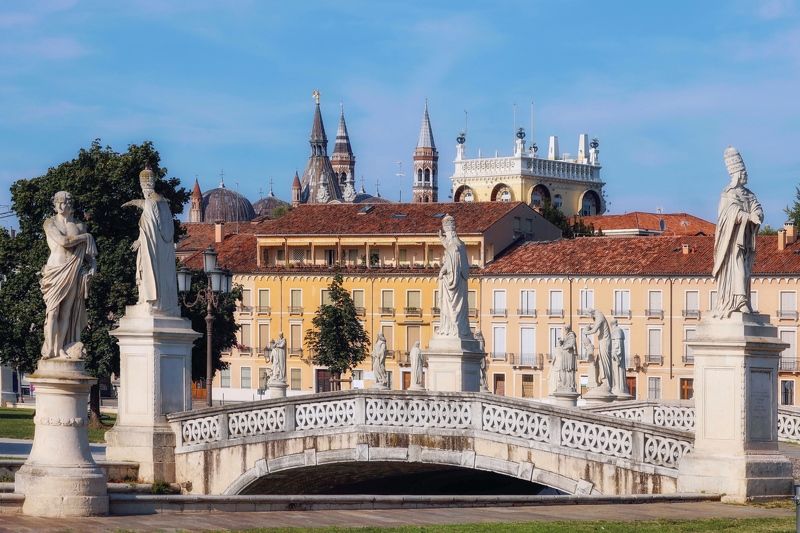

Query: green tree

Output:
[305, 273, 370, 388]
[538, 201, 597, 238]
[0, 140, 233, 421]
[759, 224, 778, 236]
[785, 186, 800, 229]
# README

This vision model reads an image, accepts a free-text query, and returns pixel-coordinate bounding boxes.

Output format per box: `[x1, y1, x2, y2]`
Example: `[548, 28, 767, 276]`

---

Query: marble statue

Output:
[410, 340, 424, 387]
[712, 147, 763, 318]
[122, 165, 179, 316]
[436, 214, 471, 338]
[270, 333, 286, 383]
[372, 333, 388, 388]
[262, 340, 274, 380]
[476, 331, 489, 392]
[582, 331, 599, 387]
[555, 325, 578, 392]
[609, 319, 629, 396]
[40, 191, 97, 360]
[586, 309, 613, 392]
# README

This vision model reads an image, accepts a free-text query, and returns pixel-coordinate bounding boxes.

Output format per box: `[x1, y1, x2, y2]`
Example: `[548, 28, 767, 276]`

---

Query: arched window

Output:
[424, 169, 431, 183]
[417, 169, 423, 183]
[499, 189, 511, 202]
[581, 190, 601, 216]
[530, 184, 551, 208]
[464, 189, 474, 202]
[553, 194, 563, 209]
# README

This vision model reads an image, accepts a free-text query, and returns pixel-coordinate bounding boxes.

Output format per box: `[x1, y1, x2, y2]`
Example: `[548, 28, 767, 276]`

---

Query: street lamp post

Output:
[177, 245, 232, 407]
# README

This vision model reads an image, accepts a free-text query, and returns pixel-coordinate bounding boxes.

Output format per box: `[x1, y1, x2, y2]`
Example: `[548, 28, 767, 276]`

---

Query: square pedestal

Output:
[677, 312, 793, 501]
[425, 336, 484, 392]
[105, 306, 200, 483]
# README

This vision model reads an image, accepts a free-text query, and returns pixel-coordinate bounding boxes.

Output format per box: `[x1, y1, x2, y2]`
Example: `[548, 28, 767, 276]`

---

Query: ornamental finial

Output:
[312, 89, 320, 105]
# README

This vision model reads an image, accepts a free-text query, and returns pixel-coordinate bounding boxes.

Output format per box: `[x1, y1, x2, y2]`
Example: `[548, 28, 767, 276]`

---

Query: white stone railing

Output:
[168, 391, 693, 472]
[455, 155, 601, 182]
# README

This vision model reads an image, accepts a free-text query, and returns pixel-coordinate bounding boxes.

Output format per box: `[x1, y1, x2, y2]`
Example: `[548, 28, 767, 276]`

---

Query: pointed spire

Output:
[310, 91, 327, 144]
[417, 99, 436, 150]
[333, 104, 353, 156]
[191, 177, 202, 199]
[292, 171, 301, 189]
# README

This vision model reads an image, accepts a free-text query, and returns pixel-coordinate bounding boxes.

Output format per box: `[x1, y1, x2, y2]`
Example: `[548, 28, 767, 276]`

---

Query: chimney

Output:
[785, 221, 796, 244]
[548, 135, 559, 160]
[214, 220, 224, 243]
[778, 229, 787, 251]
[681, 243, 690, 255]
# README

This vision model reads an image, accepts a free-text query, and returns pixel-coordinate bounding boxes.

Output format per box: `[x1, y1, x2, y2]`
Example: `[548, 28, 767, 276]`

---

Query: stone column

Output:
[425, 336, 483, 392]
[14, 359, 108, 516]
[677, 313, 793, 502]
[105, 305, 200, 483]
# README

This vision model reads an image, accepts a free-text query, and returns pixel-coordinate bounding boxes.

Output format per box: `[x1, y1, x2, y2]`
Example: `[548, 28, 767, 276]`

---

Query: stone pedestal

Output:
[551, 390, 580, 408]
[268, 380, 287, 399]
[425, 335, 483, 392]
[582, 386, 615, 404]
[677, 312, 793, 502]
[105, 305, 200, 483]
[408, 383, 426, 391]
[614, 391, 633, 401]
[14, 358, 108, 516]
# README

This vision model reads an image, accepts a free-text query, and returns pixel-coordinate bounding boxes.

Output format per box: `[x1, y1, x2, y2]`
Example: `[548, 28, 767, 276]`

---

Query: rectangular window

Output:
[399, 248, 407, 262]
[240, 367, 251, 389]
[239, 323, 251, 352]
[468, 290, 477, 315]
[493, 374, 506, 396]
[647, 377, 661, 400]
[549, 290, 563, 315]
[709, 290, 718, 311]
[685, 290, 700, 317]
[782, 380, 795, 406]
[258, 368, 268, 390]
[315, 368, 332, 393]
[381, 325, 394, 354]
[492, 290, 507, 315]
[320, 289, 332, 306]
[406, 290, 421, 309]
[519, 290, 536, 315]
[780, 329, 797, 366]
[258, 323, 270, 351]
[290, 368, 301, 391]
[613, 289, 631, 316]
[520, 326, 536, 366]
[402, 371, 411, 390]
[648, 290, 663, 313]
[352, 289, 365, 309]
[679, 378, 694, 400]
[381, 290, 394, 309]
[621, 325, 631, 362]
[781, 291, 797, 318]
[220, 368, 231, 388]
[521, 375, 534, 398]
[240, 289, 251, 310]
[291, 248, 305, 262]
[276, 248, 285, 262]
[406, 325, 420, 354]
[549, 326, 560, 360]
[258, 289, 270, 312]
[492, 325, 507, 359]
[647, 328, 662, 363]
[684, 327, 696, 363]
[325, 249, 335, 266]
[290, 323, 302, 354]
[290, 288, 302, 307]
[579, 289, 594, 314]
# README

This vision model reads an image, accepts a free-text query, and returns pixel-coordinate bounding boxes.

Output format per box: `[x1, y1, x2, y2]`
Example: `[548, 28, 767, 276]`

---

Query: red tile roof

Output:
[177, 222, 259, 255]
[482, 235, 800, 277]
[576, 212, 715, 236]
[182, 233, 258, 273]
[251, 202, 529, 236]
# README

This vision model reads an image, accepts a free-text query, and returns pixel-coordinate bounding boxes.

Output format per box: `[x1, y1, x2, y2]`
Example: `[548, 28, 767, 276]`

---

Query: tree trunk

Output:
[88, 383, 104, 428]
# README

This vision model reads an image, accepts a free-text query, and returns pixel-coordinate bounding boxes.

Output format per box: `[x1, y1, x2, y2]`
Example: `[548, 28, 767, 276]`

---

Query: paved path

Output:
[0, 438, 106, 460]
[0, 501, 792, 532]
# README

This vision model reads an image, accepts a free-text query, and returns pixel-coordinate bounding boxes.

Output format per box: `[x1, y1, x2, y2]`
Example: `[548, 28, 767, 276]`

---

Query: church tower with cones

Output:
[188, 178, 203, 222]
[412, 101, 438, 203]
[330, 105, 357, 202]
[299, 90, 343, 204]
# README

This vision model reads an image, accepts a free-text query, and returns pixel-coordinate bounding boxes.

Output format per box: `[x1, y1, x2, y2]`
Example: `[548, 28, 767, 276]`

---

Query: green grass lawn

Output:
[211, 518, 794, 533]
[0, 407, 115, 443]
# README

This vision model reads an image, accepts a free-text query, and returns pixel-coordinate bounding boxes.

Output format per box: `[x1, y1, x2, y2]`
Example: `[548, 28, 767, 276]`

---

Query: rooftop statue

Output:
[436, 214, 471, 338]
[123, 166, 179, 316]
[40, 191, 97, 360]
[712, 147, 763, 318]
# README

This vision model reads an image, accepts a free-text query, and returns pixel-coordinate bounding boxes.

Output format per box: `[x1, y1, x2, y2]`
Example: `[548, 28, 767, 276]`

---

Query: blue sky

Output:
[1, 0, 799, 226]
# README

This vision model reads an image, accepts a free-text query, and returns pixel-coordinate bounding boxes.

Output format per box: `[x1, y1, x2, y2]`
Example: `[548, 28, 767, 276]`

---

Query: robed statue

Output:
[436, 214, 471, 338]
[550, 325, 577, 394]
[410, 341, 424, 388]
[585, 309, 613, 392]
[40, 191, 97, 359]
[712, 147, 763, 318]
[609, 319, 630, 396]
[270, 333, 287, 384]
[122, 165, 179, 316]
[372, 333, 388, 388]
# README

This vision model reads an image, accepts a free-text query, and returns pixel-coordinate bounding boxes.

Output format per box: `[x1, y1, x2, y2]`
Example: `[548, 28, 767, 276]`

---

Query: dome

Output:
[253, 194, 290, 218]
[353, 192, 391, 204]
[201, 185, 256, 223]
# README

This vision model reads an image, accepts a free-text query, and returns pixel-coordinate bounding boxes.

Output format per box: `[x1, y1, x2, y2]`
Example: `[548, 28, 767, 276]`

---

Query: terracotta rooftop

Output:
[182, 233, 259, 273]
[576, 212, 715, 236]
[177, 222, 259, 256]
[252, 201, 529, 236]
[482, 235, 800, 277]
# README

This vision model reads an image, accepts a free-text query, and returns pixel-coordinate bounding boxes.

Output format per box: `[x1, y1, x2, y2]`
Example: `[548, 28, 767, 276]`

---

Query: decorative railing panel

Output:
[779, 409, 800, 442]
[602, 407, 645, 422]
[644, 434, 692, 468]
[654, 405, 695, 431]
[295, 399, 356, 430]
[482, 404, 550, 442]
[228, 407, 286, 439]
[561, 419, 632, 459]
[181, 415, 221, 446]
[366, 398, 472, 429]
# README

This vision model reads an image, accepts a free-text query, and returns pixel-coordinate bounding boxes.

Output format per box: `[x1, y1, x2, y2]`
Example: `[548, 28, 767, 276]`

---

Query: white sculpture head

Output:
[442, 214, 456, 237]
[724, 146, 747, 187]
[139, 165, 156, 195]
[52, 191, 74, 218]
[278, 331, 284, 339]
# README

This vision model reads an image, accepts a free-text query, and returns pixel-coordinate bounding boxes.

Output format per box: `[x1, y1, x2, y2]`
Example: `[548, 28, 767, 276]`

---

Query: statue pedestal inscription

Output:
[677, 313, 792, 502]
[14, 358, 108, 516]
[105, 305, 200, 483]
[425, 336, 483, 393]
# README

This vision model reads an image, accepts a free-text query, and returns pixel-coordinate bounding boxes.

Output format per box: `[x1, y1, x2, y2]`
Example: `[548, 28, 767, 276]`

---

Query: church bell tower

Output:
[412, 101, 438, 203]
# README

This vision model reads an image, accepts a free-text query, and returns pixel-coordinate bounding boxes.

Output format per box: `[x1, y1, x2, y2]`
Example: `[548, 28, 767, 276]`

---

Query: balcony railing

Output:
[238, 305, 253, 314]
[468, 307, 479, 318]
[490, 308, 507, 317]
[780, 359, 800, 371]
[577, 308, 592, 317]
[512, 353, 541, 368]
[398, 351, 411, 365]
[404, 307, 422, 318]
[611, 308, 631, 319]
[682, 354, 694, 365]
[517, 307, 537, 317]
[682, 309, 701, 319]
[288, 306, 304, 316]
[490, 351, 508, 361]
[778, 310, 799, 320]
[385, 350, 397, 360]
[355, 306, 366, 317]
[645, 309, 664, 319]
[646, 354, 664, 365]
[379, 307, 395, 316]
[546, 308, 564, 318]
[431, 307, 440, 317]
[289, 348, 303, 357]
[257, 306, 271, 315]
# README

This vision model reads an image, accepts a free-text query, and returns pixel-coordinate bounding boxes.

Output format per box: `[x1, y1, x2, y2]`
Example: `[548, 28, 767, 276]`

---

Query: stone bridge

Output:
[167, 391, 697, 496]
